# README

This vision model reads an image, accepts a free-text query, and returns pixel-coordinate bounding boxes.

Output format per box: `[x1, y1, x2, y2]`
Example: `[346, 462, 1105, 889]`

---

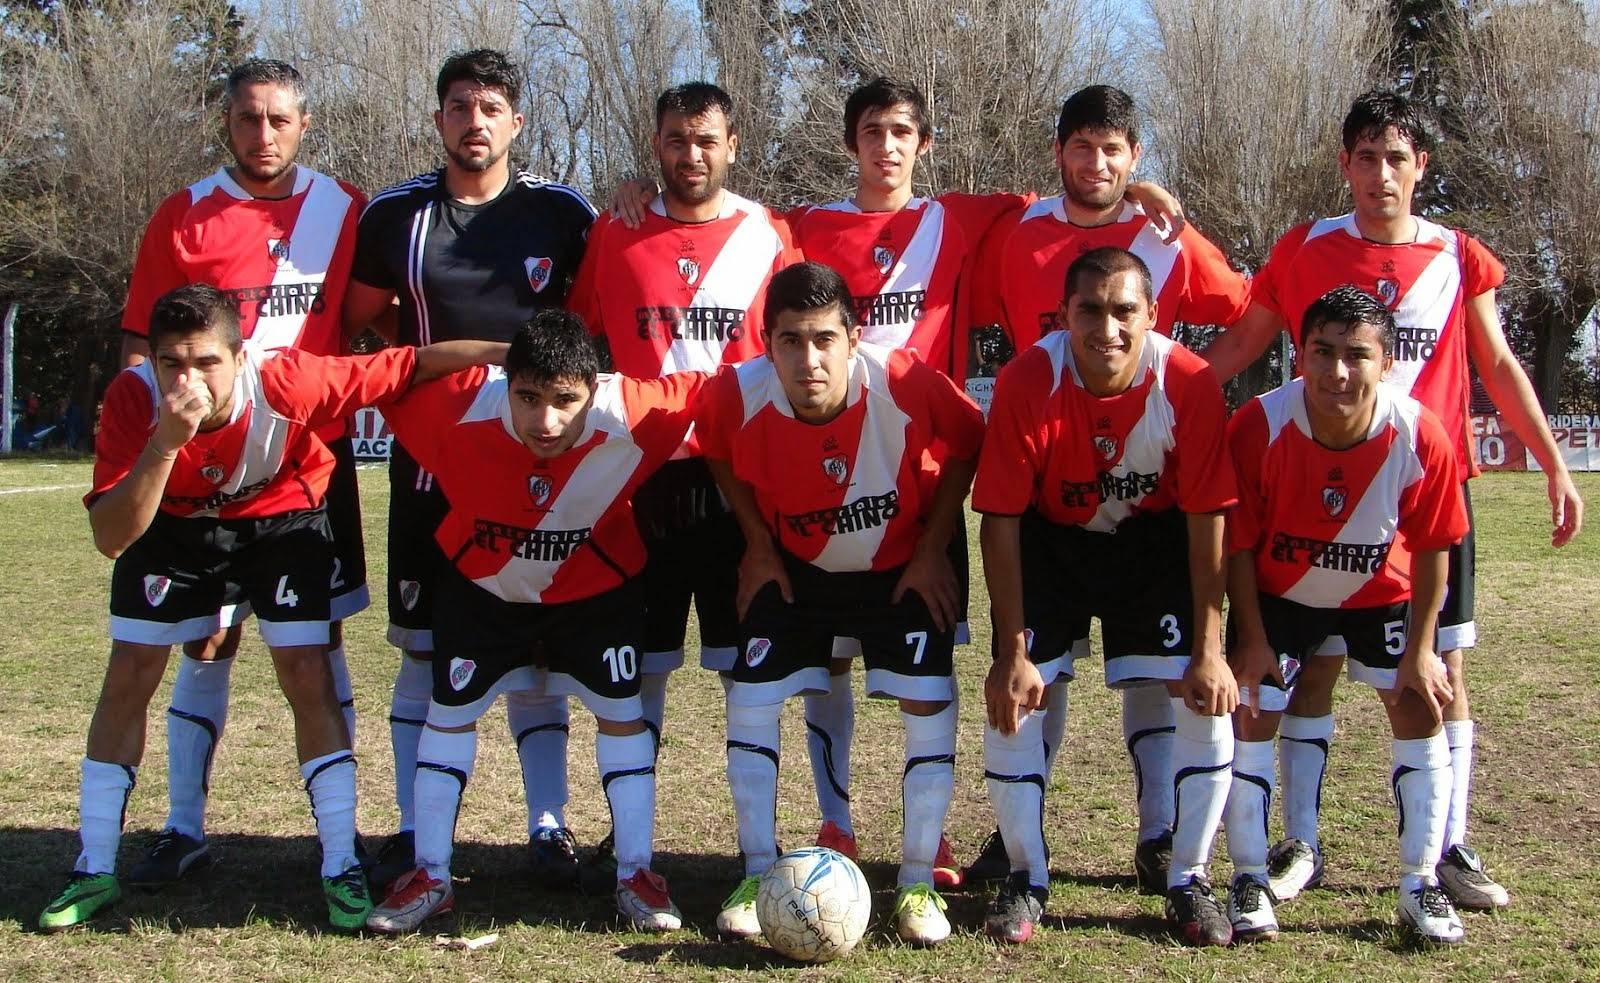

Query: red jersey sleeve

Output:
[380, 365, 489, 476]
[1398, 408, 1471, 552]
[1458, 233, 1507, 298]
[966, 206, 1026, 331]
[1171, 359, 1238, 514]
[971, 346, 1053, 514]
[937, 192, 1034, 248]
[623, 371, 710, 456]
[258, 347, 418, 432]
[693, 365, 743, 462]
[86, 371, 158, 506]
[121, 192, 192, 337]
[566, 212, 611, 337]
[1176, 225, 1252, 327]
[1225, 398, 1271, 553]
[1250, 223, 1313, 320]
[893, 353, 986, 459]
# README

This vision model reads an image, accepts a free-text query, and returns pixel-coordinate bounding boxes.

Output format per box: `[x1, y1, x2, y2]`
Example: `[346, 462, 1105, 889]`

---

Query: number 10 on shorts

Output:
[602, 645, 638, 683]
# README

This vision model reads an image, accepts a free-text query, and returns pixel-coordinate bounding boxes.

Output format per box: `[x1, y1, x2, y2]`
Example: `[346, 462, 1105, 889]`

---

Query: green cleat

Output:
[39, 871, 121, 931]
[323, 864, 373, 931]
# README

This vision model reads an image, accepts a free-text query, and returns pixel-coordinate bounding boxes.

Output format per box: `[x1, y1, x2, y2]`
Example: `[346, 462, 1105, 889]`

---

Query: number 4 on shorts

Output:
[275, 575, 300, 609]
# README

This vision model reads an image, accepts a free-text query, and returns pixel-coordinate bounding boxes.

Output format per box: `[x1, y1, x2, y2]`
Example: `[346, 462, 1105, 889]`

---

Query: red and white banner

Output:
[1473, 413, 1600, 472]
[351, 407, 392, 460]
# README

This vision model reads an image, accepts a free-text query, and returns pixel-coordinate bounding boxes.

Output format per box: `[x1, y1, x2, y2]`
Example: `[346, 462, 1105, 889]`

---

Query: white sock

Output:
[1168, 699, 1232, 887]
[1225, 738, 1276, 876]
[805, 672, 855, 834]
[389, 655, 432, 831]
[165, 655, 233, 840]
[984, 714, 1048, 887]
[1123, 683, 1176, 841]
[1443, 719, 1474, 851]
[506, 691, 569, 832]
[727, 699, 783, 877]
[1279, 712, 1333, 849]
[301, 751, 359, 878]
[327, 645, 356, 748]
[75, 759, 136, 875]
[413, 726, 476, 881]
[1393, 733, 1451, 894]
[899, 704, 956, 887]
[598, 730, 658, 881]
[639, 672, 669, 750]
[1041, 681, 1069, 783]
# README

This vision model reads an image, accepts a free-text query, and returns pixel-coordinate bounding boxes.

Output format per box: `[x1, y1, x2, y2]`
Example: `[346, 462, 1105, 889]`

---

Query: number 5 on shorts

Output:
[1384, 619, 1406, 655]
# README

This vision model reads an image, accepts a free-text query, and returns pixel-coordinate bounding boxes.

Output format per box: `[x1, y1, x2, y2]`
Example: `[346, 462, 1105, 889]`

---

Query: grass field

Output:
[2, 458, 1597, 981]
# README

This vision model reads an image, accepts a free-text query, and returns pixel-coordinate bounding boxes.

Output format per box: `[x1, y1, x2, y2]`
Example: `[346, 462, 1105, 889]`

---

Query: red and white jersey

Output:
[973, 331, 1236, 530]
[89, 347, 417, 519]
[1229, 379, 1468, 608]
[790, 193, 1027, 378]
[697, 343, 984, 572]
[568, 192, 799, 377]
[1253, 214, 1505, 482]
[123, 167, 364, 357]
[381, 369, 706, 604]
[973, 198, 1250, 350]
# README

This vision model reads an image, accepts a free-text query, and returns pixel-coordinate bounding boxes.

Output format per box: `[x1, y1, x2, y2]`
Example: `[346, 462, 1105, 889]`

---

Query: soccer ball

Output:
[756, 846, 871, 963]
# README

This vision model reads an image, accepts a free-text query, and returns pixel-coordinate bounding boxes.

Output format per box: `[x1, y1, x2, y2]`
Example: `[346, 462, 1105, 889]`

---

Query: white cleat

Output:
[617, 869, 682, 932]
[715, 875, 762, 938]
[366, 868, 454, 934]
[1399, 883, 1465, 945]
[1227, 873, 1280, 943]
[894, 883, 951, 946]
[1266, 837, 1324, 902]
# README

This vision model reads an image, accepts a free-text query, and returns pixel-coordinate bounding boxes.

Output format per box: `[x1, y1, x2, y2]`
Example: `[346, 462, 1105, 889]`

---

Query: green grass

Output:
[2, 458, 1598, 980]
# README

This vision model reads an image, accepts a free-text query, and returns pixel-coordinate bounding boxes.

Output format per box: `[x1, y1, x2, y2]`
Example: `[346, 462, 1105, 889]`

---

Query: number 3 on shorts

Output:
[1159, 613, 1181, 649]
[602, 645, 638, 683]
[275, 575, 300, 609]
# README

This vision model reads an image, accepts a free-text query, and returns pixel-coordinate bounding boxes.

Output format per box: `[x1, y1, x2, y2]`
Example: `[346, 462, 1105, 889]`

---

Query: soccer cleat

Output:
[932, 835, 963, 890]
[1227, 872, 1280, 943]
[1399, 883, 1465, 944]
[715, 875, 763, 938]
[128, 828, 212, 889]
[1165, 874, 1232, 947]
[1133, 831, 1172, 897]
[815, 820, 858, 860]
[962, 828, 1011, 886]
[1266, 837, 1324, 902]
[529, 826, 580, 889]
[894, 883, 951, 945]
[984, 871, 1048, 944]
[1436, 844, 1510, 910]
[39, 871, 121, 931]
[365, 867, 454, 934]
[578, 829, 618, 896]
[616, 869, 681, 932]
[322, 863, 374, 931]
[365, 830, 416, 896]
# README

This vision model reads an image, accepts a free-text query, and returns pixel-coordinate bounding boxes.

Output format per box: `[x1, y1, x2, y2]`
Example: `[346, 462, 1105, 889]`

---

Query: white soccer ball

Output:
[755, 846, 872, 963]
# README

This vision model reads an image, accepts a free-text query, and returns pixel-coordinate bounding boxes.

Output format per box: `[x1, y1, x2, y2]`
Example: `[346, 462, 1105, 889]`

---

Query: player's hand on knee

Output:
[154, 371, 214, 453]
[1181, 654, 1238, 717]
[1387, 649, 1452, 720]
[892, 546, 957, 633]
[736, 543, 792, 621]
[985, 657, 1045, 736]
[1228, 637, 1280, 720]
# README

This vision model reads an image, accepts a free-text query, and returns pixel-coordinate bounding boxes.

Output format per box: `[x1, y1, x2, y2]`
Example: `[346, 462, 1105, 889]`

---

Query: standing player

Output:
[1202, 90, 1584, 911]
[696, 262, 985, 945]
[342, 49, 597, 891]
[975, 248, 1239, 946]
[1224, 287, 1470, 944]
[566, 82, 797, 887]
[963, 84, 1252, 895]
[365, 311, 696, 933]
[39, 284, 505, 931]
[116, 60, 369, 887]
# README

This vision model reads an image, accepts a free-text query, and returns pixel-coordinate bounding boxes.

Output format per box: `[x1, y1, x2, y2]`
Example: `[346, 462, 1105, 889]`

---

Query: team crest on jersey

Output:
[143, 575, 171, 607]
[1093, 435, 1119, 462]
[448, 657, 477, 692]
[528, 473, 553, 508]
[677, 256, 701, 286]
[746, 637, 772, 668]
[1322, 486, 1348, 517]
[821, 454, 849, 486]
[873, 245, 895, 275]
[200, 464, 226, 485]
[267, 238, 290, 266]
[398, 579, 421, 612]
[525, 256, 554, 293]
[1375, 278, 1400, 308]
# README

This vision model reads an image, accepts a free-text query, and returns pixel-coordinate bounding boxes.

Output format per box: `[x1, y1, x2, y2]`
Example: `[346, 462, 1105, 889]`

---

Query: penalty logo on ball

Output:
[756, 846, 871, 963]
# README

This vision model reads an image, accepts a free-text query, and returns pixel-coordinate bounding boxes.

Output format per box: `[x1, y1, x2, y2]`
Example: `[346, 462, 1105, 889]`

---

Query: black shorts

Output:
[387, 441, 451, 652]
[831, 518, 970, 656]
[634, 458, 742, 671]
[1439, 482, 1476, 650]
[1007, 508, 1195, 688]
[429, 564, 647, 726]
[109, 507, 333, 648]
[324, 434, 370, 622]
[1248, 593, 1418, 697]
[729, 552, 955, 706]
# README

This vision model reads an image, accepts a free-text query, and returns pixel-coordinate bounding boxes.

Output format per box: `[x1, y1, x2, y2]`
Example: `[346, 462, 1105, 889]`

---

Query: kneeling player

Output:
[41, 285, 505, 931]
[1223, 287, 1468, 944]
[974, 247, 1240, 946]
[364, 309, 700, 934]
[698, 262, 984, 946]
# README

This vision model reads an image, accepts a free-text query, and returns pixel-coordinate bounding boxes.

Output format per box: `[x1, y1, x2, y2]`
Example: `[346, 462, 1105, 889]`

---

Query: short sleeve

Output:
[1225, 399, 1270, 553]
[627, 371, 709, 457]
[121, 193, 191, 337]
[967, 206, 1025, 332]
[87, 372, 157, 506]
[692, 366, 743, 462]
[566, 212, 611, 336]
[350, 196, 402, 291]
[971, 347, 1052, 515]
[1458, 233, 1506, 298]
[1171, 360, 1238, 514]
[259, 347, 419, 431]
[1250, 223, 1313, 319]
[1175, 225, 1251, 327]
[900, 354, 985, 459]
[381, 365, 488, 476]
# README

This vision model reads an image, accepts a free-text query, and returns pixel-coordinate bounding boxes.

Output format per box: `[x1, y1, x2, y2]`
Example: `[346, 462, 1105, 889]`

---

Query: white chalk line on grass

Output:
[0, 484, 88, 496]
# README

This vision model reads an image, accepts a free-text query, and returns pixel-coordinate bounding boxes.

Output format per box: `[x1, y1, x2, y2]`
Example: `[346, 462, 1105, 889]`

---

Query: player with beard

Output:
[342, 49, 597, 895]
[961, 85, 1252, 896]
[115, 59, 370, 890]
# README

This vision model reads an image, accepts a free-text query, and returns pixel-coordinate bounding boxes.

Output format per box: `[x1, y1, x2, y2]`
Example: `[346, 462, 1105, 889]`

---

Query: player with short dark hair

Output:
[343, 48, 597, 893]
[697, 261, 984, 945]
[1223, 285, 1469, 943]
[1201, 88, 1583, 913]
[39, 284, 506, 932]
[975, 247, 1239, 946]
[117, 57, 372, 891]
[363, 309, 700, 934]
